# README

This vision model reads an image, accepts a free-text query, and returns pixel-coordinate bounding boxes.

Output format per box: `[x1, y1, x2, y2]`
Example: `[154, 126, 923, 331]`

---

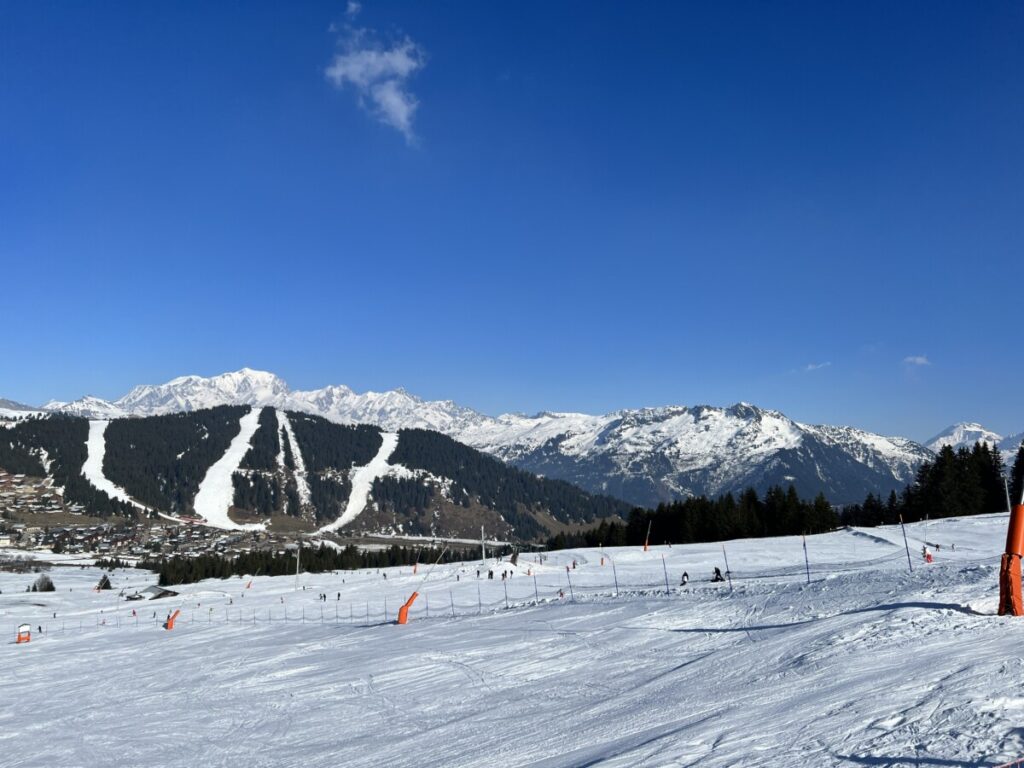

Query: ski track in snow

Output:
[278, 410, 312, 508]
[192, 408, 265, 531]
[82, 420, 149, 511]
[318, 432, 399, 533]
[2, 514, 1022, 767]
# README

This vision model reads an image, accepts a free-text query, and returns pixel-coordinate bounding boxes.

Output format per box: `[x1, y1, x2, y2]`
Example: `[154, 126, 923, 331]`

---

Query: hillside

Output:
[26, 368, 941, 506]
[460, 404, 932, 506]
[0, 408, 630, 540]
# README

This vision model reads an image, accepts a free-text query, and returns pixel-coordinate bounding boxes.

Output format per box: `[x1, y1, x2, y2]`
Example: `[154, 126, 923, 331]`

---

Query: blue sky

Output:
[1, 1, 1021, 441]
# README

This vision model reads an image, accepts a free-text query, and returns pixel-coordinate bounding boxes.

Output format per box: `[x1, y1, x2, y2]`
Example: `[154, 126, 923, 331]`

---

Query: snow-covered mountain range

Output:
[9, 368, 958, 506]
[926, 422, 1024, 456]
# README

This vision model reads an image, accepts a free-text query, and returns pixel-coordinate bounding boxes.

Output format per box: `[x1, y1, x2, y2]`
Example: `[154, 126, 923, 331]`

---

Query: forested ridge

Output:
[239, 407, 280, 471]
[388, 429, 632, 538]
[285, 413, 382, 472]
[0, 415, 131, 516]
[104, 406, 248, 514]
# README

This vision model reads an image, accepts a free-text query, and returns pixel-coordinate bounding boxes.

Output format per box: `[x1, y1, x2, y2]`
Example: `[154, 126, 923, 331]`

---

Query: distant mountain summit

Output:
[459, 402, 932, 506]
[16, 367, 946, 505]
[927, 422, 1024, 455]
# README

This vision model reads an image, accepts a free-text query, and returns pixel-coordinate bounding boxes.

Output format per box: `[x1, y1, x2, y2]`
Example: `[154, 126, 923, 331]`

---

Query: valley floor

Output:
[1, 514, 1021, 767]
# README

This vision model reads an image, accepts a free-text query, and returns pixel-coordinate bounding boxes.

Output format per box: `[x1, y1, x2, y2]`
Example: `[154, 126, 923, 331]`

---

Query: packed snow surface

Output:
[81, 420, 148, 511]
[191, 407, 264, 531]
[318, 431, 399, 533]
[3, 514, 1024, 767]
[278, 409, 312, 508]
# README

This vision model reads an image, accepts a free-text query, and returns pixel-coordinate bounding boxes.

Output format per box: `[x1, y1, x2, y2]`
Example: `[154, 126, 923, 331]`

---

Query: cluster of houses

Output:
[0, 469, 86, 517]
[0, 519, 273, 559]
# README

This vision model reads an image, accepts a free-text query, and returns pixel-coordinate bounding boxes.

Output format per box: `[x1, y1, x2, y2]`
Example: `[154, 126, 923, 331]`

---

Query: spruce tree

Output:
[1011, 445, 1024, 510]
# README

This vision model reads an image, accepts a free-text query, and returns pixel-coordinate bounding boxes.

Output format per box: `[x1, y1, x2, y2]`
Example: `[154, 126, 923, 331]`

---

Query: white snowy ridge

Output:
[19, 367, 1022, 504]
[927, 422, 1024, 455]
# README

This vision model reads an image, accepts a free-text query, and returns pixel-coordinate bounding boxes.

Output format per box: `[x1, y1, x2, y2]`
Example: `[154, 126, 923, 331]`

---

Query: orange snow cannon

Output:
[15, 624, 31, 644]
[397, 592, 419, 625]
[999, 505, 1024, 616]
[163, 609, 181, 630]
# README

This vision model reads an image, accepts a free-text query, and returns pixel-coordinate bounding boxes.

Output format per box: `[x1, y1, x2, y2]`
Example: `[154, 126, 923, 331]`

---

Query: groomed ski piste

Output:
[82, 420, 149, 512]
[80, 409, 395, 532]
[189, 407, 265, 531]
[318, 431, 399, 533]
[277, 409, 312, 508]
[4, 513, 1024, 767]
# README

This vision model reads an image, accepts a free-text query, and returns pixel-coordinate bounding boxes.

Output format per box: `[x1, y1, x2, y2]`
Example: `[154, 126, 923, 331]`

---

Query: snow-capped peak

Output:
[926, 423, 1003, 453]
[20, 367, 1017, 506]
[48, 395, 128, 420]
[116, 368, 290, 415]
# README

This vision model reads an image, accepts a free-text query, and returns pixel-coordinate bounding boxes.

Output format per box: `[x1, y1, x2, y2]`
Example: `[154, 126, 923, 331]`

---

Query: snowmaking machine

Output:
[998, 488, 1024, 616]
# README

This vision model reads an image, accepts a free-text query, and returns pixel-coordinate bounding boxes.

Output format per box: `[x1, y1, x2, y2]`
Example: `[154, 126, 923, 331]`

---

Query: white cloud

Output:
[903, 355, 931, 366]
[804, 362, 831, 372]
[346, 1, 362, 18]
[325, 20, 425, 143]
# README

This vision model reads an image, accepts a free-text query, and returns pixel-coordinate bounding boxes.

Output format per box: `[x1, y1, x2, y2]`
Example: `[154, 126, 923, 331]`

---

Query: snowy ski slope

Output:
[187, 407, 263, 530]
[318, 431, 399, 533]
[2, 514, 1022, 767]
[81, 420, 148, 511]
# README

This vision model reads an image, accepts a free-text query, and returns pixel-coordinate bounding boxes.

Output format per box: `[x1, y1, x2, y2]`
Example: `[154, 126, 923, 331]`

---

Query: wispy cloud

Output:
[804, 362, 831, 372]
[324, 10, 426, 143]
[903, 355, 931, 366]
[346, 1, 362, 17]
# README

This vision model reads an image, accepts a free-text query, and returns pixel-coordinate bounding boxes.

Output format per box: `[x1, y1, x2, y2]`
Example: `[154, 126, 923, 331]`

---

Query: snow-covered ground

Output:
[278, 409, 312, 508]
[81, 420, 148, 511]
[191, 407, 265, 531]
[2, 514, 1022, 766]
[318, 431, 399, 533]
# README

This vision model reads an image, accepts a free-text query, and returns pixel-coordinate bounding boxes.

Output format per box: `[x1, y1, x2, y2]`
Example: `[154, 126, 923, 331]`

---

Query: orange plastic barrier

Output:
[163, 609, 181, 631]
[999, 505, 1024, 616]
[16, 624, 30, 644]
[397, 592, 419, 625]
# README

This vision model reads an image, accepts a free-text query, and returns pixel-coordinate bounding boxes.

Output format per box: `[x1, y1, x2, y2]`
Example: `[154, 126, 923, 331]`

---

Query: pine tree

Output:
[1011, 445, 1024, 510]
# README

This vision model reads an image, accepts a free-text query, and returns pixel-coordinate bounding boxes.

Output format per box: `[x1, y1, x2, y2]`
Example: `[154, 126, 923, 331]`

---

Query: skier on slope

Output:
[711, 567, 725, 583]
[680, 571, 689, 586]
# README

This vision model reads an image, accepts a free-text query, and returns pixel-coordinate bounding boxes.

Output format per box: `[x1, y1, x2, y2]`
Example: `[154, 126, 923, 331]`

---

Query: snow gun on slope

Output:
[998, 487, 1024, 616]
[397, 547, 449, 626]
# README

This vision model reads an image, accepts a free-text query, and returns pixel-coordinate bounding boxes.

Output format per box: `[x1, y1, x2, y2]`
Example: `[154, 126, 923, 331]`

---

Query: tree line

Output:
[550, 441, 1024, 551]
[142, 543, 483, 587]
[842, 442, 1024, 526]
[548, 485, 838, 550]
